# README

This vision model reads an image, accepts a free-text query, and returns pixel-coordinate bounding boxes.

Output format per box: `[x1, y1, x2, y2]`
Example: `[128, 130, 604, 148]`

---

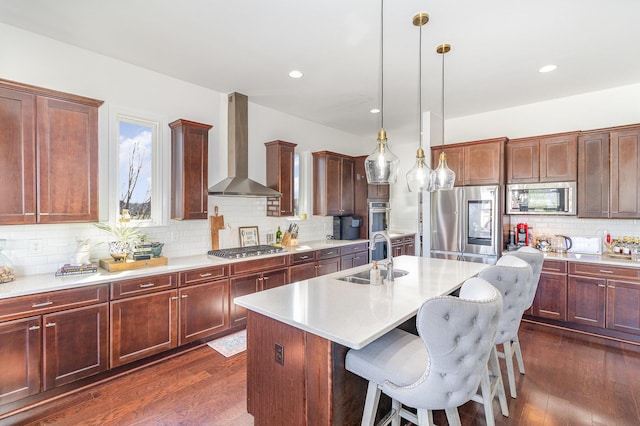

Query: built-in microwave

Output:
[506, 182, 576, 215]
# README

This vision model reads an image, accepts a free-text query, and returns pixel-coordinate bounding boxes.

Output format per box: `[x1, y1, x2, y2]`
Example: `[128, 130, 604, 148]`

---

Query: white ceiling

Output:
[1, 0, 639, 139]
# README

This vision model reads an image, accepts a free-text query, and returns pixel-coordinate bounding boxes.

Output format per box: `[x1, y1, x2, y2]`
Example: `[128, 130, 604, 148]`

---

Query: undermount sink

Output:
[337, 268, 409, 284]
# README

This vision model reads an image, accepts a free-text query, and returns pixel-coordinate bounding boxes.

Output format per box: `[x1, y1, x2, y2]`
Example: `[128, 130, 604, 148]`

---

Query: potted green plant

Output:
[93, 222, 148, 262]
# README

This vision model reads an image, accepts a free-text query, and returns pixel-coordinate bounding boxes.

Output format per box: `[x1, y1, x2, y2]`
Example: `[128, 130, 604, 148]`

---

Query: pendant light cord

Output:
[380, 0, 384, 130]
[441, 45, 445, 153]
[418, 24, 423, 149]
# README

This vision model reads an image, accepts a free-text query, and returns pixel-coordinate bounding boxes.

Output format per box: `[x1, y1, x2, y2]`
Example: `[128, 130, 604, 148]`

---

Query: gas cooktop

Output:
[207, 245, 284, 259]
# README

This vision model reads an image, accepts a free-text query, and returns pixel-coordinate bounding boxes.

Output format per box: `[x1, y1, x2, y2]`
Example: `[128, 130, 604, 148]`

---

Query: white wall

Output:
[0, 23, 365, 276]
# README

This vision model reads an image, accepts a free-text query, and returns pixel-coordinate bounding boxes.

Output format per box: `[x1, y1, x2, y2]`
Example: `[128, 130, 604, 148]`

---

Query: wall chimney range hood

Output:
[208, 92, 282, 197]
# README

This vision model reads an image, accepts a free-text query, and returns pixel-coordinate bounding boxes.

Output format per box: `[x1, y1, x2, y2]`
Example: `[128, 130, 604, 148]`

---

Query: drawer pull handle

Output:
[199, 273, 213, 278]
[263, 276, 269, 280]
[300, 255, 309, 259]
[181, 294, 188, 299]
[599, 270, 613, 274]
[171, 296, 179, 301]
[32, 301, 53, 308]
[139, 283, 155, 288]
[608, 285, 616, 289]
[45, 322, 56, 328]
[598, 284, 605, 287]
[29, 325, 40, 331]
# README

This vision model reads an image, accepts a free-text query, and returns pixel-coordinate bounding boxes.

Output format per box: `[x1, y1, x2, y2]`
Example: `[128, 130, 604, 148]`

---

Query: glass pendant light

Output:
[432, 43, 456, 190]
[406, 13, 433, 192]
[365, 0, 399, 185]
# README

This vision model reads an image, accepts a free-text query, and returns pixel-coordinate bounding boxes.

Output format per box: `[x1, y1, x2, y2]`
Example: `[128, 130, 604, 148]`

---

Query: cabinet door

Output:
[577, 132, 610, 218]
[325, 155, 343, 215]
[36, 96, 99, 223]
[567, 275, 606, 328]
[532, 271, 567, 321]
[262, 268, 288, 290]
[229, 274, 259, 327]
[432, 146, 464, 187]
[110, 289, 178, 368]
[404, 237, 416, 256]
[464, 142, 502, 185]
[340, 157, 355, 215]
[170, 120, 211, 220]
[0, 88, 36, 225]
[606, 279, 640, 335]
[340, 252, 368, 270]
[539, 134, 577, 182]
[265, 141, 296, 217]
[290, 262, 316, 283]
[0, 316, 41, 405]
[316, 257, 340, 277]
[610, 127, 640, 218]
[506, 138, 539, 183]
[179, 279, 229, 345]
[42, 303, 108, 390]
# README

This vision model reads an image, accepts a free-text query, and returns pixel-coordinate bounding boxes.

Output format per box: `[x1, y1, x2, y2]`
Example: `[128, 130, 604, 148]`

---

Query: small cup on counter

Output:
[632, 247, 640, 262]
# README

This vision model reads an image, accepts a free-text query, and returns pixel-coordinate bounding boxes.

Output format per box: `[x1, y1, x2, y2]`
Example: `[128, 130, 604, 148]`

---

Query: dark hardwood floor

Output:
[3, 322, 640, 425]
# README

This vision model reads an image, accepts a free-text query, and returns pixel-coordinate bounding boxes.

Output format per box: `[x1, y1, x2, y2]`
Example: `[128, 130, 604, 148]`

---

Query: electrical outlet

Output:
[29, 239, 43, 255]
[274, 343, 284, 366]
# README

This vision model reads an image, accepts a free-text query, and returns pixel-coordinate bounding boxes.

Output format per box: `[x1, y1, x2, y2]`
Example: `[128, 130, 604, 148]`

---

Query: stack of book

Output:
[55, 263, 98, 277]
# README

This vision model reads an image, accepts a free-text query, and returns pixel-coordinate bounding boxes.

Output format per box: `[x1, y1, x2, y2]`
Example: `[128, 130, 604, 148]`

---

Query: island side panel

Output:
[247, 311, 306, 425]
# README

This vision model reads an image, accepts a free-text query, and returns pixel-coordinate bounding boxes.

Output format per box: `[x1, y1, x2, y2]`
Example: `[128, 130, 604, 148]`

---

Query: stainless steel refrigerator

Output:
[430, 185, 500, 264]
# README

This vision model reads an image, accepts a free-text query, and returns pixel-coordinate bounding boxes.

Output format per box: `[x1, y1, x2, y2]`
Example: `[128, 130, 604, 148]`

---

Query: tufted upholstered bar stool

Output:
[501, 246, 544, 395]
[345, 277, 503, 426]
[476, 255, 533, 405]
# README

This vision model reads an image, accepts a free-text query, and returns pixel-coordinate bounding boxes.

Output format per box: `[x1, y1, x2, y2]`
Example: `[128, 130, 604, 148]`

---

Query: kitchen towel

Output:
[206, 329, 246, 357]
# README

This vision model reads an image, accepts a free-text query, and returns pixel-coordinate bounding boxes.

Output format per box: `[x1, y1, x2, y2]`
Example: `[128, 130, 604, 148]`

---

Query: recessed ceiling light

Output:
[538, 64, 558, 73]
[288, 70, 303, 79]
[370, 108, 380, 114]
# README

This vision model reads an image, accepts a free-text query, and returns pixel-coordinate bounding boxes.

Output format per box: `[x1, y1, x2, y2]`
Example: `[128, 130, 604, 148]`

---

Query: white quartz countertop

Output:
[0, 239, 369, 299]
[234, 256, 488, 350]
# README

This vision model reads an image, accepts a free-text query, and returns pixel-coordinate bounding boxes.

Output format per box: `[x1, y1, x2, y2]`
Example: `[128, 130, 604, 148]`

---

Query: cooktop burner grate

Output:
[207, 245, 284, 259]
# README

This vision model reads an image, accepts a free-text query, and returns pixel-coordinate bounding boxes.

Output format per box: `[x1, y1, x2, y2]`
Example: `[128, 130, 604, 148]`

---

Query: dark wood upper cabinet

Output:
[578, 125, 640, 219]
[0, 79, 102, 225]
[577, 131, 610, 218]
[265, 140, 297, 217]
[506, 133, 577, 184]
[313, 151, 354, 216]
[170, 119, 212, 220]
[610, 126, 640, 218]
[431, 138, 505, 186]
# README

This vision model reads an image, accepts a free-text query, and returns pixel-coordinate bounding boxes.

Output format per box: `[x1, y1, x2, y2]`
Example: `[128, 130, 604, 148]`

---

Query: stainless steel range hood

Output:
[208, 92, 281, 197]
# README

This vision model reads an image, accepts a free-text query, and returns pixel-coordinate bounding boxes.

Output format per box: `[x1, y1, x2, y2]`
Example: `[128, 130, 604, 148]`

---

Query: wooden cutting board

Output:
[210, 206, 225, 250]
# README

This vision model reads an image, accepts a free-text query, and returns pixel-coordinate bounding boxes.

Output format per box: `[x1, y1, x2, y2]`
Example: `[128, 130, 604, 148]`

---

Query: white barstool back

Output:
[507, 246, 544, 309]
[345, 277, 502, 426]
[476, 255, 533, 402]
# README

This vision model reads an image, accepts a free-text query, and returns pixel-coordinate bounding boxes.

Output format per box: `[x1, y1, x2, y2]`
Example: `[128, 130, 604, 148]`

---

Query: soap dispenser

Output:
[370, 261, 382, 286]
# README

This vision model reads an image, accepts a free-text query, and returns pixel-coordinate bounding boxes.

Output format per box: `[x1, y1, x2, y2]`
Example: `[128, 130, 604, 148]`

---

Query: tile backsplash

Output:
[505, 215, 640, 247]
[0, 197, 333, 277]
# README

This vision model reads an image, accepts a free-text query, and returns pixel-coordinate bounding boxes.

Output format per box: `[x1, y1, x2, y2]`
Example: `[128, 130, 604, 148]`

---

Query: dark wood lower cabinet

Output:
[110, 290, 178, 368]
[179, 279, 229, 345]
[43, 303, 108, 390]
[341, 251, 368, 270]
[606, 279, 640, 335]
[567, 275, 606, 328]
[229, 268, 288, 328]
[0, 316, 41, 405]
[532, 269, 568, 321]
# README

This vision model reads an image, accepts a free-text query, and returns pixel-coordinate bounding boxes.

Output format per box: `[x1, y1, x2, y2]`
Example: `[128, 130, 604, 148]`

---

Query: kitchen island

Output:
[235, 256, 488, 425]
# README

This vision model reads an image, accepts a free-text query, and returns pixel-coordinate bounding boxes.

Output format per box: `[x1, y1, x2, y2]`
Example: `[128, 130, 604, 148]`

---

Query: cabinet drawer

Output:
[0, 284, 109, 322]
[568, 262, 640, 281]
[340, 242, 368, 255]
[543, 259, 567, 274]
[291, 251, 316, 264]
[180, 265, 228, 286]
[111, 273, 177, 300]
[318, 248, 340, 260]
[230, 255, 289, 276]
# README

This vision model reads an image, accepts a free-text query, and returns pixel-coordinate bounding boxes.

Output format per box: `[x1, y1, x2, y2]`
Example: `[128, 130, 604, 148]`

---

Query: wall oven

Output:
[368, 201, 389, 261]
[506, 181, 576, 215]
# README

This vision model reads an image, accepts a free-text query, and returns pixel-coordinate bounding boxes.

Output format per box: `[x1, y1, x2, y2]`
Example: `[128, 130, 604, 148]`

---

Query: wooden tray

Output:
[99, 256, 168, 272]
[604, 252, 632, 260]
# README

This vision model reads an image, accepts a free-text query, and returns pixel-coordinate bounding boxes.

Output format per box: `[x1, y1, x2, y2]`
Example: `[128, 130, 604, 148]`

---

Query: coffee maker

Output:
[516, 223, 529, 247]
